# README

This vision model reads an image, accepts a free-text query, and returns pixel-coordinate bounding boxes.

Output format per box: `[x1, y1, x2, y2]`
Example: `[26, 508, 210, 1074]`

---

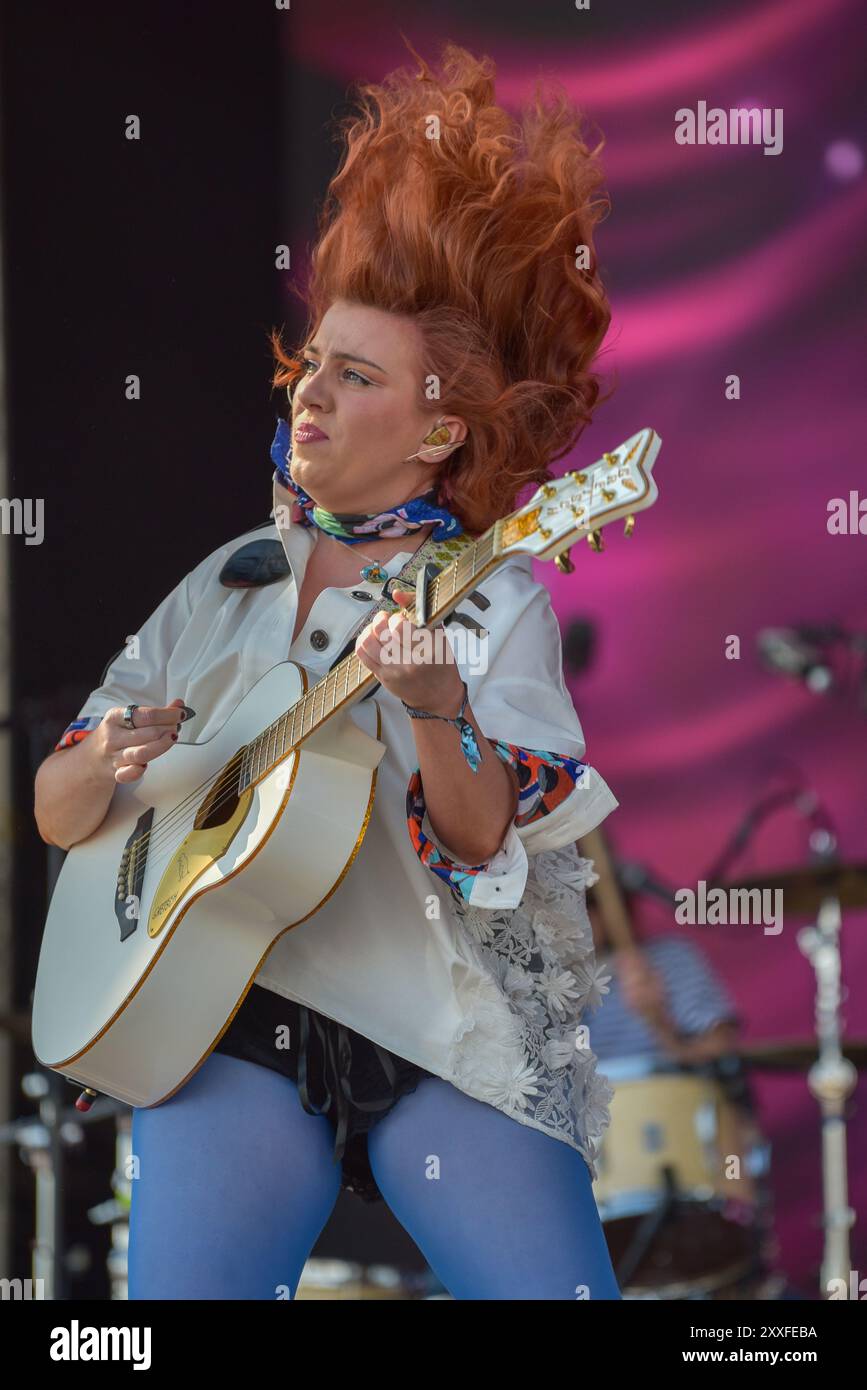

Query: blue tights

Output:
[127, 1049, 622, 1300]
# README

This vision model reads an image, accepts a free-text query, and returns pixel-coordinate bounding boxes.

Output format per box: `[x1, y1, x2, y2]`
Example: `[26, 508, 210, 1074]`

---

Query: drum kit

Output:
[581, 824, 866, 1301]
[592, 1058, 775, 1299]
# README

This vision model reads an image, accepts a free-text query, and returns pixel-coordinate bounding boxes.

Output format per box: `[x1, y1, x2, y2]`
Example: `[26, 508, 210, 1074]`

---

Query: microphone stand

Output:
[797, 883, 858, 1296]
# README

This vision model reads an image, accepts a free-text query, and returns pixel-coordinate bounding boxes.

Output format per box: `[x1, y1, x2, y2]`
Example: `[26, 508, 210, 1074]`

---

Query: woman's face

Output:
[290, 299, 465, 517]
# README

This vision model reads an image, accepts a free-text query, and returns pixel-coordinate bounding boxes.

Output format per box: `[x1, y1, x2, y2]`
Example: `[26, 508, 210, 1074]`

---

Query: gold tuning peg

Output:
[554, 547, 575, 574]
[624, 515, 635, 537]
[587, 529, 604, 553]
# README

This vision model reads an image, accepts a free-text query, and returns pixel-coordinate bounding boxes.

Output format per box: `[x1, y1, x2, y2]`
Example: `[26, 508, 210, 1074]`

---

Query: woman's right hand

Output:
[96, 698, 188, 784]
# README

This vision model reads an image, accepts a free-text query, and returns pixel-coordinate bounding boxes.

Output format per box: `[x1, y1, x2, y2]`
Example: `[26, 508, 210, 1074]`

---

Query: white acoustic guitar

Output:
[31, 428, 661, 1106]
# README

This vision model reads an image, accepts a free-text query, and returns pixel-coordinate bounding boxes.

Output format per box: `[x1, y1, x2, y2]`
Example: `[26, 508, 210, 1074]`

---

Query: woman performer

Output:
[35, 39, 622, 1300]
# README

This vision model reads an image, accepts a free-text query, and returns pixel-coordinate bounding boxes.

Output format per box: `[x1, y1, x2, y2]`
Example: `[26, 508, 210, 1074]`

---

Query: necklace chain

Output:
[335, 528, 434, 585]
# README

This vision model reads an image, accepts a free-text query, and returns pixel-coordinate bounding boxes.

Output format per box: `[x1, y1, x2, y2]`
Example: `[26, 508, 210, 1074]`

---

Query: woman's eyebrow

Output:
[304, 343, 388, 374]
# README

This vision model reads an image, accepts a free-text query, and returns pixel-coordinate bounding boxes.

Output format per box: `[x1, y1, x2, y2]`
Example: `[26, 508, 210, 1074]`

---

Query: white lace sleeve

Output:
[446, 842, 616, 1182]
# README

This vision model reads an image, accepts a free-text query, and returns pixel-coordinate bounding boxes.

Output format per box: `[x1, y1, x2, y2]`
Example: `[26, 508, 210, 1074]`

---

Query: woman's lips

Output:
[294, 423, 329, 443]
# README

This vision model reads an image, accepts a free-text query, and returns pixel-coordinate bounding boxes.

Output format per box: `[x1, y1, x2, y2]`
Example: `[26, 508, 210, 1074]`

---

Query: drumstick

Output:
[577, 826, 636, 952]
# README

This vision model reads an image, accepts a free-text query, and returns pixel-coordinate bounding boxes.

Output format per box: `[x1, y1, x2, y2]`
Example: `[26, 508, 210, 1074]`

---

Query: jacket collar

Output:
[272, 469, 316, 582]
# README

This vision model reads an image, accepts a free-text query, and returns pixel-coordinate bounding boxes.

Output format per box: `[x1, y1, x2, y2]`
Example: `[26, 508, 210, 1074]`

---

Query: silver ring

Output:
[122, 704, 139, 730]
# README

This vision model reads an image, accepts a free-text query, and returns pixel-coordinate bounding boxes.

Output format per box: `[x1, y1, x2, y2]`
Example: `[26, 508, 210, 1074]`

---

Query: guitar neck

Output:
[238, 522, 504, 790]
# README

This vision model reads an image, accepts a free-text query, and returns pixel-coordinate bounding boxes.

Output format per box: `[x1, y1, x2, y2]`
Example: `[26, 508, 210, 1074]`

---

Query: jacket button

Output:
[350, 590, 372, 601]
[310, 629, 329, 650]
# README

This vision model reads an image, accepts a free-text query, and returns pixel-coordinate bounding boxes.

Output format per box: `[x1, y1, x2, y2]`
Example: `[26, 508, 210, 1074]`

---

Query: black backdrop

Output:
[2, 0, 435, 1296]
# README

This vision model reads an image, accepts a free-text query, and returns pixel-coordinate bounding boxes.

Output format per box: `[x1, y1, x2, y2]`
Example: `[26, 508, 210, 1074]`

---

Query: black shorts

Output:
[213, 983, 435, 1202]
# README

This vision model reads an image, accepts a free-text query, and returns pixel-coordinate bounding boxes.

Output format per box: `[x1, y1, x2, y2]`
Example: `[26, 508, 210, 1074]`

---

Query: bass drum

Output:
[592, 1056, 773, 1299]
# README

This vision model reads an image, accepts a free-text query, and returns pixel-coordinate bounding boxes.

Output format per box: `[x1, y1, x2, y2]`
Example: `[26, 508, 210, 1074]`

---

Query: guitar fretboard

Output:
[237, 524, 500, 791]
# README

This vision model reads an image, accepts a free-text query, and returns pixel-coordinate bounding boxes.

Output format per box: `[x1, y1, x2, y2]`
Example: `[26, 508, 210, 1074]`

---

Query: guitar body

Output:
[31, 660, 386, 1107]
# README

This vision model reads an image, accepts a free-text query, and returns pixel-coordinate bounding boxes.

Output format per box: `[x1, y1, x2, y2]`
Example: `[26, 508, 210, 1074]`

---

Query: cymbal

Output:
[720, 863, 867, 917]
[737, 1039, 867, 1072]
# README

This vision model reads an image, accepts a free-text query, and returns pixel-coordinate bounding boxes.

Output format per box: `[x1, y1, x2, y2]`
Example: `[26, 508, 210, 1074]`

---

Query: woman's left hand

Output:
[354, 587, 466, 715]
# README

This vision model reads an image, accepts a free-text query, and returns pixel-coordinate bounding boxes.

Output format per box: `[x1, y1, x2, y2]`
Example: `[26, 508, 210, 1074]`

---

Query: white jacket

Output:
[57, 469, 619, 1177]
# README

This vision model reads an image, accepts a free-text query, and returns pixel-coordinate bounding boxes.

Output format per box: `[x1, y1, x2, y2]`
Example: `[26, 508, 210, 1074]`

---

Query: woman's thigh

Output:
[366, 1074, 622, 1300]
[127, 1049, 342, 1300]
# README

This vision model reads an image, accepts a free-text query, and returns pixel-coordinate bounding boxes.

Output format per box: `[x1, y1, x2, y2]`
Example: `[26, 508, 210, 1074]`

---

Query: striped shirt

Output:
[587, 935, 742, 1068]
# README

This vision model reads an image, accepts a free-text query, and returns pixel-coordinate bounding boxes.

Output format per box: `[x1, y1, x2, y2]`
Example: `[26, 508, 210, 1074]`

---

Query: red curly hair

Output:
[270, 37, 613, 534]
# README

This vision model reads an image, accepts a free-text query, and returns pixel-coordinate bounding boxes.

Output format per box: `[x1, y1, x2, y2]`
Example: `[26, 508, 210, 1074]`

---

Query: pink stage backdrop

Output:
[285, 1, 867, 1293]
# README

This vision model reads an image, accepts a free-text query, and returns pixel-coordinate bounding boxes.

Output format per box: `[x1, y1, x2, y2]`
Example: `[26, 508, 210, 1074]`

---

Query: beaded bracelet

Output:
[400, 679, 484, 773]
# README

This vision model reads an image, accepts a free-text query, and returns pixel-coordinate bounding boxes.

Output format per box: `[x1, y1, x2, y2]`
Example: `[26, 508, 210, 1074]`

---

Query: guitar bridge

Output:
[115, 808, 154, 942]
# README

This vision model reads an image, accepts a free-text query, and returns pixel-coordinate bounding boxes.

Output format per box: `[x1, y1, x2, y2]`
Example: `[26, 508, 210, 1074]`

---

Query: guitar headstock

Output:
[499, 427, 661, 564]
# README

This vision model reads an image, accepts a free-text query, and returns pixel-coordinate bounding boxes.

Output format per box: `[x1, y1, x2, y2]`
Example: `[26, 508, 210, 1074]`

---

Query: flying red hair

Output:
[270, 38, 613, 534]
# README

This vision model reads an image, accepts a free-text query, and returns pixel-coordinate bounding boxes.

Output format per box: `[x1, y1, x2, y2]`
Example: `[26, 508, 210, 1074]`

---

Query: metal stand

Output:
[797, 894, 858, 1296]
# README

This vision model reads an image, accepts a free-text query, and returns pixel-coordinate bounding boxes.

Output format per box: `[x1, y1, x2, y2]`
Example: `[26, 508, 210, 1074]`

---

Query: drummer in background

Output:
[585, 893, 744, 1070]
[582, 882, 807, 1299]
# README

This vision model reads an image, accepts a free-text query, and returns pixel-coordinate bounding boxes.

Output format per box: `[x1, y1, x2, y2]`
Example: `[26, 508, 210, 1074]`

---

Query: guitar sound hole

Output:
[194, 757, 243, 832]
